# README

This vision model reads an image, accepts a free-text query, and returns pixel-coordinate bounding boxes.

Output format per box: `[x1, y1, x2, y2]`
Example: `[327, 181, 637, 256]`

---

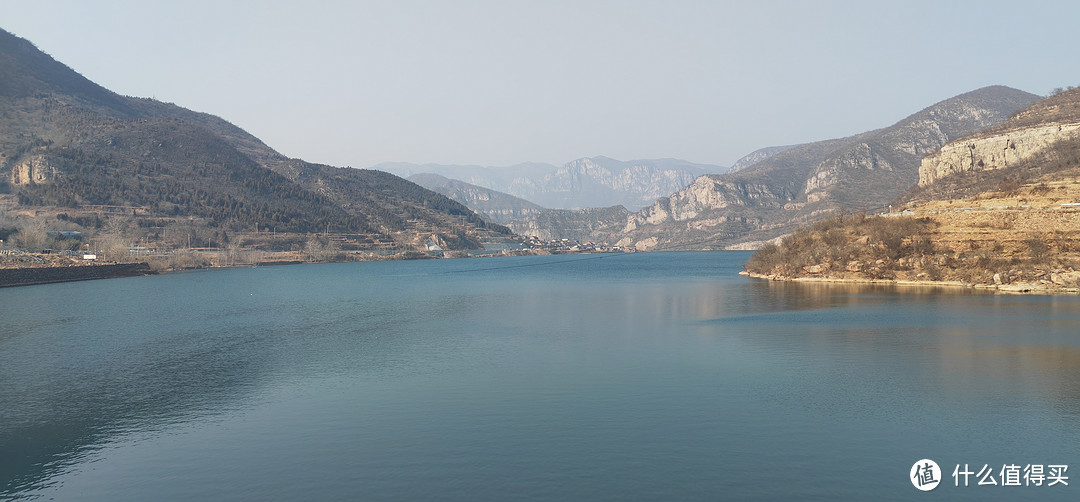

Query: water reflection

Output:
[0, 262, 595, 495]
[0, 279, 272, 494]
[716, 279, 1080, 419]
[2, 255, 1079, 501]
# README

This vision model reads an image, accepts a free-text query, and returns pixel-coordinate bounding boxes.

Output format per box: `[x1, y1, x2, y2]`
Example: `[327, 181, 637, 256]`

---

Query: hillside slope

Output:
[617, 86, 1041, 251]
[0, 28, 499, 251]
[745, 88, 1080, 293]
[407, 173, 543, 225]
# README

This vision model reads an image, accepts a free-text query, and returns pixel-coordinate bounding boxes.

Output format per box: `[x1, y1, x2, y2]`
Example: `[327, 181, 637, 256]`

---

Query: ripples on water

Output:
[1, 252, 1078, 500]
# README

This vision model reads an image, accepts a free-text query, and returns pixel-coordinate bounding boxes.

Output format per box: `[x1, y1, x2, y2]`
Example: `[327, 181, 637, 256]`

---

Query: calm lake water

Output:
[1, 251, 1078, 500]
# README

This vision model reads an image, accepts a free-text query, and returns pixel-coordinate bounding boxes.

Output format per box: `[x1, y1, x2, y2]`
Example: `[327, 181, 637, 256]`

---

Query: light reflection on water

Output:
[1, 252, 1078, 501]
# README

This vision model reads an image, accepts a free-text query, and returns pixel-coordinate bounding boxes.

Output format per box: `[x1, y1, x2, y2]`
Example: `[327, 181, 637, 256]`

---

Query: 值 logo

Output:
[911, 459, 942, 491]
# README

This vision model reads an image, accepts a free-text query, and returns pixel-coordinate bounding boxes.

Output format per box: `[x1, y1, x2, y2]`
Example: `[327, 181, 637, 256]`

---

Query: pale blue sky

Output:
[3, 0, 1079, 169]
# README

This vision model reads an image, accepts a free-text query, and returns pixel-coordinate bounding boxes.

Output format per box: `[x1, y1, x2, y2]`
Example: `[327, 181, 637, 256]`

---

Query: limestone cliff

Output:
[624, 176, 794, 230]
[9, 154, 58, 185]
[918, 122, 1080, 186]
[509, 206, 630, 242]
[615, 86, 1040, 250]
[617, 176, 794, 251]
[746, 87, 1080, 292]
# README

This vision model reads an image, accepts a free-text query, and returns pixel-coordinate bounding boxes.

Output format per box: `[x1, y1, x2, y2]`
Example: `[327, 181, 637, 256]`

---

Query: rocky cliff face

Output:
[614, 86, 1041, 250]
[624, 176, 794, 231]
[918, 122, 1080, 186]
[9, 154, 58, 185]
[804, 141, 896, 204]
[508, 205, 630, 242]
[615, 175, 795, 251]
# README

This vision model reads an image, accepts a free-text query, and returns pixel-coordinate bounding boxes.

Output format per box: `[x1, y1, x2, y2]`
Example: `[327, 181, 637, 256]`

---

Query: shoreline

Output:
[0, 248, 626, 288]
[0, 262, 155, 288]
[739, 270, 1080, 295]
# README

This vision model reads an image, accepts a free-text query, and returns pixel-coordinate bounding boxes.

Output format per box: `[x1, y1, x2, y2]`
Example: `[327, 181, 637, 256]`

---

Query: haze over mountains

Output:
[404, 173, 543, 225]
[618, 85, 1041, 250]
[377, 157, 726, 211]
[0, 25, 1058, 258]
[404, 86, 1041, 250]
[0, 28, 503, 251]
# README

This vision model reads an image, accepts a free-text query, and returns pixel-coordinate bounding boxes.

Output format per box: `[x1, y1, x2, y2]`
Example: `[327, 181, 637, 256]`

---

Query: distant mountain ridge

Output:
[614, 85, 1042, 250]
[378, 156, 728, 211]
[728, 145, 797, 172]
[406, 173, 631, 242]
[398, 88, 1040, 247]
[744, 87, 1080, 291]
[0, 27, 501, 250]
[407, 173, 543, 225]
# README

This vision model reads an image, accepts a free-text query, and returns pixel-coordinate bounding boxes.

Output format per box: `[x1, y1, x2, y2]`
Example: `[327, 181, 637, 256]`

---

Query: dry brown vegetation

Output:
[747, 92, 1080, 292]
[745, 177, 1080, 289]
[745, 213, 943, 281]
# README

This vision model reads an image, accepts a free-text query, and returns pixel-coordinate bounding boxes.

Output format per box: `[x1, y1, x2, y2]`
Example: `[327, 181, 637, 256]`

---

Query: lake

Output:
[1, 251, 1077, 500]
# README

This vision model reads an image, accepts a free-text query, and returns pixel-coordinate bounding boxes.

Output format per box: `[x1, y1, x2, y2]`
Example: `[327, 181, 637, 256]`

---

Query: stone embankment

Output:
[0, 262, 154, 288]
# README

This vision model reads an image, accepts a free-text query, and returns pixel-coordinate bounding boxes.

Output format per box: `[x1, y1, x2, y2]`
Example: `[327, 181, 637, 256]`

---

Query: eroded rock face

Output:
[616, 87, 1038, 249]
[805, 143, 895, 203]
[918, 122, 1080, 186]
[506, 206, 629, 242]
[9, 154, 58, 185]
[624, 176, 794, 232]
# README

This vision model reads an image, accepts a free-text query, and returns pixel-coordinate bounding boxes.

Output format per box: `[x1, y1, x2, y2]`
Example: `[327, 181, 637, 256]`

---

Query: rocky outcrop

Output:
[615, 176, 792, 251]
[9, 154, 58, 185]
[624, 176, 794, 231]
[612, 86, 1041, 250]
[918, 122, 1080, 186]
[804, 142, 895, 204]
[507, 205, 630, 242]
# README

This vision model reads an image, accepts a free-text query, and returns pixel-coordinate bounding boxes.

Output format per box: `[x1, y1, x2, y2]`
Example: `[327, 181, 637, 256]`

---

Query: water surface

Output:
[1, 252, 1077, 500]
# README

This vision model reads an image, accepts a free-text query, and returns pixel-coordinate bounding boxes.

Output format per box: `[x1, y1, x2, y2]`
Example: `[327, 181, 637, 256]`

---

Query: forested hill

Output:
[0, 27, 501, 247]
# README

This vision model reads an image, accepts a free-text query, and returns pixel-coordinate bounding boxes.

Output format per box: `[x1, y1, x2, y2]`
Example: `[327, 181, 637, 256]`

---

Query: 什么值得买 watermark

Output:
[911, 460, 1068, 491]
[952, 463, 1068, 487]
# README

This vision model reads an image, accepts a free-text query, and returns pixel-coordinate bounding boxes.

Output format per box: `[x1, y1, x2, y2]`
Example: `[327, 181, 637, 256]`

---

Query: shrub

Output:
[743, 211, 938, 278]
[1026, 237, 1049, 261]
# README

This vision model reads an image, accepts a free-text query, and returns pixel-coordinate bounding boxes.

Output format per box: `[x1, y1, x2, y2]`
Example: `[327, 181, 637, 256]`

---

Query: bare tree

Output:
[12, 219, 51, 252]
[303, 235, 340, 262]
[92, 218, 132, 261]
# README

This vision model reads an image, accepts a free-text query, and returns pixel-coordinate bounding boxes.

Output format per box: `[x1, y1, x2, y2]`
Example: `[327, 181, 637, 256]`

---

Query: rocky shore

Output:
[740, 270, 1080, 295]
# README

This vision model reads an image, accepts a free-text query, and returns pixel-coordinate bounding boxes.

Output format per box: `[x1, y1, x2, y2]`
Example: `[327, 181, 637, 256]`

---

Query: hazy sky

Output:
[4, 1, 1079, 169]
